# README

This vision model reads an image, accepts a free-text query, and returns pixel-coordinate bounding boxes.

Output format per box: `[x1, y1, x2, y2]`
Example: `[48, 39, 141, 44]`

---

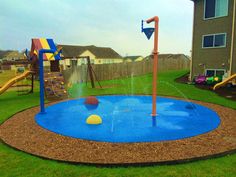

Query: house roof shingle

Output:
[145, 54, 190, 60]
[124, 56, 143, 61]
[0, 50, 24, 60]
[0, 50, 14, 59]
[58, 45, 122, 59]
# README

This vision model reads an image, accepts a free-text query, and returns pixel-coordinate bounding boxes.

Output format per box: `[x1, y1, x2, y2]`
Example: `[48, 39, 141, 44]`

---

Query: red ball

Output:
[85, 96, 99, 105]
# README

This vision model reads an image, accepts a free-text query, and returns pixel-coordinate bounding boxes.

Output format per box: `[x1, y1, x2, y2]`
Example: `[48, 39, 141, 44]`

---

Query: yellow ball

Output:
[86, 115, 102, 125]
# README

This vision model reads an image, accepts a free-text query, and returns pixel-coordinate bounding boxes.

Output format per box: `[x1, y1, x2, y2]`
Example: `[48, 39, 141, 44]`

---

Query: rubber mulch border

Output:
[0, 98, 236, 166]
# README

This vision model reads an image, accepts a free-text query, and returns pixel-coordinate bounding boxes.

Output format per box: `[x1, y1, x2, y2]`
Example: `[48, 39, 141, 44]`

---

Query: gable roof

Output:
[145, 54, 190, 60]
[124, 56, 143, 61]
[159, 54, 190, 60]
[4, 51, 24, 59]
[58, 45, 122, 59]
[0, 50, 15, 59]
[0, 50, 24, 60]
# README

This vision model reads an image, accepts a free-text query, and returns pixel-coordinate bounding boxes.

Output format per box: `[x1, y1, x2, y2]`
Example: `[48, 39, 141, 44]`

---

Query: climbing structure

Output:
[44, 72, 67, 100]
[30, 38, 67, 101]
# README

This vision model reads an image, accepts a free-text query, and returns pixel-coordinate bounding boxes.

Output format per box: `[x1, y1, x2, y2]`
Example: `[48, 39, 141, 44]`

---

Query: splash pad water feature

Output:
[0, 16, 229, 164]
[35, 95, 221, 143]
[34, 16, 221, 143]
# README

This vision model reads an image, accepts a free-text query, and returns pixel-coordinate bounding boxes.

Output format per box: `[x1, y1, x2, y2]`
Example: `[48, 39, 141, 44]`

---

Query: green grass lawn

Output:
[0, 70, 235, 177]
[0, 70, 17, 86]
[69, 70, 236, 109]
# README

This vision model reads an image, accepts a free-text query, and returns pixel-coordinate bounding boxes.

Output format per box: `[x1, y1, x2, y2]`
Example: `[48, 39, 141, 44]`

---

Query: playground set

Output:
[0, 17, 235, 165]
[0, 39, 67, 100]
[0, 39, 101, 100]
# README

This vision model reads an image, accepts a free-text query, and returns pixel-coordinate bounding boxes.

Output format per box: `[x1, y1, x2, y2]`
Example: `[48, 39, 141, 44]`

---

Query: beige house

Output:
[0, 50, 13, 60]
[1, 51, 24, 61]
[123, 56, 144, 62]
[190, 0, 236, 80]
[57, 45, 123, 69]
[0, 50, 28, 70]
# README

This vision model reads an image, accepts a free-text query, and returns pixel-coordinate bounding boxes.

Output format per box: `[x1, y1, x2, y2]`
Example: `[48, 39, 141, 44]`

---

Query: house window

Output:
[206, 69, 215, 77]
[202, 33, 226, 48]
[205, 69, 226, 77]
[204, 0, 228, 19]
[203, 35, 214, 48]
[215, 70, 225, 76]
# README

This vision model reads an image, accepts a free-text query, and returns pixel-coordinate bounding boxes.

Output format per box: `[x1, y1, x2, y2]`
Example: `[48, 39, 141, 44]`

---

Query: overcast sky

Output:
[0, 0, 193, 56]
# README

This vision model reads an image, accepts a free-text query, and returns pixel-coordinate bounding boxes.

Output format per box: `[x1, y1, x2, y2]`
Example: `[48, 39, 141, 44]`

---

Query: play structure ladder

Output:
[44, 72, 68, 101]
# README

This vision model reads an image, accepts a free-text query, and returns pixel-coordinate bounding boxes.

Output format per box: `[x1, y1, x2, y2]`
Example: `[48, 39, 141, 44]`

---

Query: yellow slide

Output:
[0, 71, 33, 95]
[213, 74, 236, 90]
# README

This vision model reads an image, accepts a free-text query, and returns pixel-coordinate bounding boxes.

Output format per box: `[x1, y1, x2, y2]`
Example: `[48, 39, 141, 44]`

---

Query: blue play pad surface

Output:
[35, 95, 221, 143]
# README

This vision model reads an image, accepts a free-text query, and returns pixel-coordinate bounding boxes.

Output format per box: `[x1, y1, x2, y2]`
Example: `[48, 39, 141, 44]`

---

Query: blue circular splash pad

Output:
[35, 96, 220, 143]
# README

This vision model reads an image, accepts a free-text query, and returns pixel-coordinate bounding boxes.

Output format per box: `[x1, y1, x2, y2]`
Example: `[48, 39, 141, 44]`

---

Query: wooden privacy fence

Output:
[62, 58, 190, 83]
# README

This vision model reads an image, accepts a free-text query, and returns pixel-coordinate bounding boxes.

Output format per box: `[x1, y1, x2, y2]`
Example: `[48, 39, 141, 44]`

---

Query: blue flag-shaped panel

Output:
[143, 28, 155, 40]
[24, 49, 29, 59]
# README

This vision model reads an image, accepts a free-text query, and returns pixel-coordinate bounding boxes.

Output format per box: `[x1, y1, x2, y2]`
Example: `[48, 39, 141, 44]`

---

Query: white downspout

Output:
[229, 0, 236, 76]
[190, 1, 195, 81]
